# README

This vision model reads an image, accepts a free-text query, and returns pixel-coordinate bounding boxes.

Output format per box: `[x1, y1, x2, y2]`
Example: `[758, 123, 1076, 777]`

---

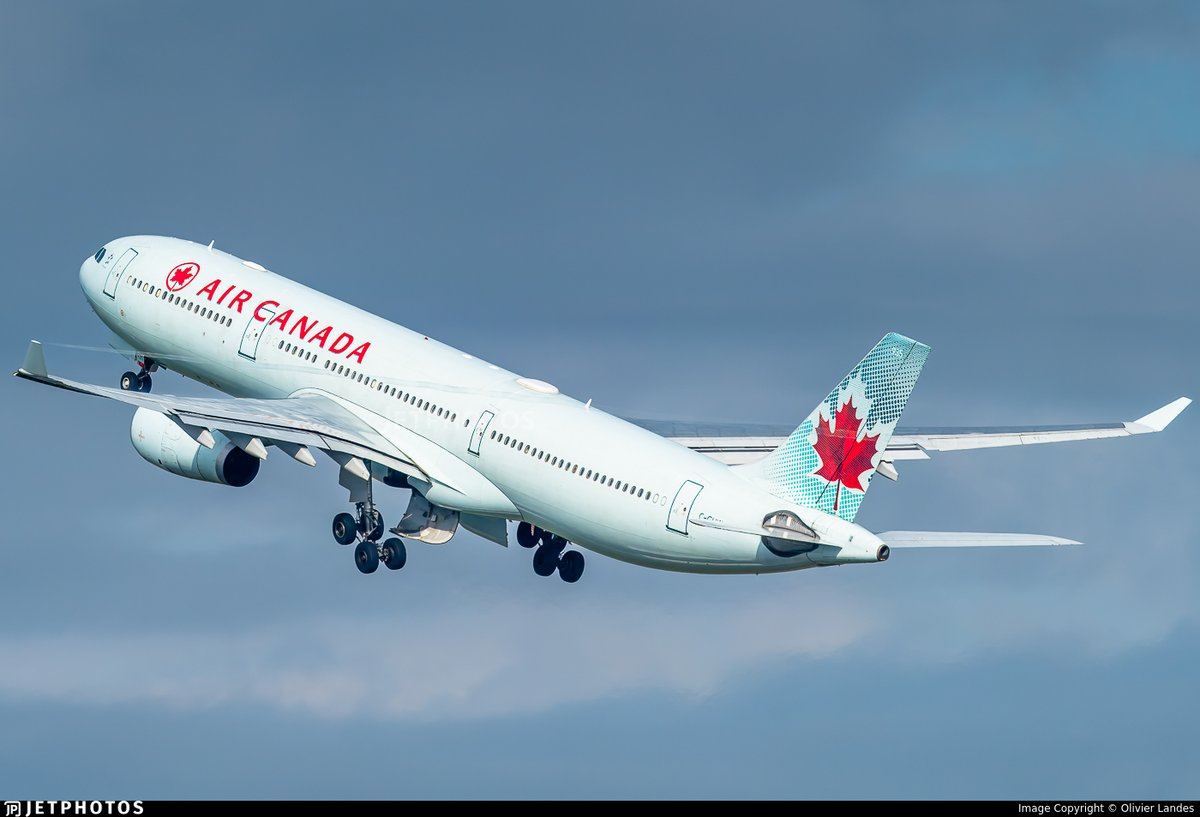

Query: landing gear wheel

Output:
[516, 522, 539, 549]
[354, 541, 379, 574]
[558, 550, 585, 583]
[359, 509, 385, 542]
[381, 538, 407, 571]
[137, 374, 152, 393]
[533, 545, 560, 577]
[120, 371, 140, 391]
[332, 512, 357, 545]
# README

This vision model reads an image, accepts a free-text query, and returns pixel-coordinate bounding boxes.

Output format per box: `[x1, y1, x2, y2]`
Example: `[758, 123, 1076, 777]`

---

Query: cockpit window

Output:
[93, 247, 106, 263]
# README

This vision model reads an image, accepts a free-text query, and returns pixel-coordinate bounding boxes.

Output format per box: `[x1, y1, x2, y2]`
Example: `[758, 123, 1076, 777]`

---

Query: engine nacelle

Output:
[130, 407, 260, 487]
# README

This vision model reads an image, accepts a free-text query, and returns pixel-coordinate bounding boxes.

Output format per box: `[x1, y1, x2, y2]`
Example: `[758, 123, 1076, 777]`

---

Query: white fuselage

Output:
[79, 236, 884, 574]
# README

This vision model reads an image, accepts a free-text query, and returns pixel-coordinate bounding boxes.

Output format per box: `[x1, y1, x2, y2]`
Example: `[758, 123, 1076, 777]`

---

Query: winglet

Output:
[17, 340, 47, 378]
[1130, 397, 1191, 433]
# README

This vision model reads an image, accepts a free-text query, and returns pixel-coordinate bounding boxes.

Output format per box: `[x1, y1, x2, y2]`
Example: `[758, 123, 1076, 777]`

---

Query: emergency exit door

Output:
[469, 410, 495, 455]
[103, 248, 138, 298]
[238, 305, 274, 360]
[667, 480, 704, 535]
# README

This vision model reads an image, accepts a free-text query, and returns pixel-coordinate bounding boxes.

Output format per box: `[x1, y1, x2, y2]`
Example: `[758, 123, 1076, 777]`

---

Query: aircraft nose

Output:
[80, 246, 106, 299]
[79, 255, 94, 295]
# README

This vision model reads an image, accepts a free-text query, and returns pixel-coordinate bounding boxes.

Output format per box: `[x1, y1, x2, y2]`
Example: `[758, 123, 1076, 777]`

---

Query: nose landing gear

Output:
[120, 358, 158, 392]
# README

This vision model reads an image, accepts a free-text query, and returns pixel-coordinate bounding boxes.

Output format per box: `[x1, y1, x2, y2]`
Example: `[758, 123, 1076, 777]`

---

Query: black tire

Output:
[516, 522, 539, 549]
[382, 538, 407, 571]
[354, 541, 379, 574]
[332, 512, 357, 545]
[360, 509, 385, 542]
[137, 374, 153, 393]
[559, 550, 585, 584]
[533, 545, 559, 577]
[120, 371, 139, 391]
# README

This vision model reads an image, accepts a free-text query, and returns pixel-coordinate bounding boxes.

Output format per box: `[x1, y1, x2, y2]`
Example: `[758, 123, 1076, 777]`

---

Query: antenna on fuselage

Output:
[207, 240, 215, 252]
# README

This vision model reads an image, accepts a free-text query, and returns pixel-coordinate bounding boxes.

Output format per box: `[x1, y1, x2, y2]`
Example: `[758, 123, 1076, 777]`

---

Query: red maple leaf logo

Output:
[812, 394, 881, 510]
[166, 263, 199, 292]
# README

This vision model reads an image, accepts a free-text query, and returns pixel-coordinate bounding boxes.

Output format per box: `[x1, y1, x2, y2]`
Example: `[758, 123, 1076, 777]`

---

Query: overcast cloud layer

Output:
[1, 0, 1198, 799]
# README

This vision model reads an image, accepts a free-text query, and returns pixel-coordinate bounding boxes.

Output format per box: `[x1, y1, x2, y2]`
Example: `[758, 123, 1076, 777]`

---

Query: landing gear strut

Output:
[331, 476, 405, 575]
[525, 524, 586, 583]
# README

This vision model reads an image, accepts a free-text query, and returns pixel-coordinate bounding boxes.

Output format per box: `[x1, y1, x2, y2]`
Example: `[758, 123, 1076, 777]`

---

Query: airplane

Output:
[14, 235, 1191, 583]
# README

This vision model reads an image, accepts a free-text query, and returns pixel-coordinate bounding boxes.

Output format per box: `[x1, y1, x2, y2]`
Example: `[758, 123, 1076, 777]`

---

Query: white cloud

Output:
[0, 588, 874, 721]
[3, 524, 1195, 724]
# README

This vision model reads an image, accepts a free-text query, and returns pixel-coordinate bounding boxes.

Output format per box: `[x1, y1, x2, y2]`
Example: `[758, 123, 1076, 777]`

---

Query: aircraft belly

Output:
[506, 482, 795, 574]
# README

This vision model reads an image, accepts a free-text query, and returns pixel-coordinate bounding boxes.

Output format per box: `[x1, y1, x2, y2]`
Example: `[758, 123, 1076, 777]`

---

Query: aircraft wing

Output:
[13, 340, 427, 482]
[626, 397, 1191, 468]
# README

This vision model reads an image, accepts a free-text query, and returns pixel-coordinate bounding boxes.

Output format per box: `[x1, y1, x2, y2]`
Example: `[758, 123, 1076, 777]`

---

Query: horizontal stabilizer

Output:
[878, 531, 1081, 548]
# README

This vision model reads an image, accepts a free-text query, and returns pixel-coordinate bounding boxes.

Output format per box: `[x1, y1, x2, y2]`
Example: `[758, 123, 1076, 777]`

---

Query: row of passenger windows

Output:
[126, 273, 463, 432]
[277, 340, 463, 427]
[279, 340, 318, 364]
[488, 428, 665, 504]
[127, 276, 233, 328]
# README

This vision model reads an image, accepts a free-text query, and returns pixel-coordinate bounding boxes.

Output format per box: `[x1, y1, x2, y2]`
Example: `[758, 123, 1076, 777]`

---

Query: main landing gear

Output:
[120, 358, 158, 393]
[331, 483, 406, 576]
[517, 522, 585, 583]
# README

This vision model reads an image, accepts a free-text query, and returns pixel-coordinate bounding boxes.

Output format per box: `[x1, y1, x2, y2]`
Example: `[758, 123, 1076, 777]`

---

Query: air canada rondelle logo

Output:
[165, 261, 200, 292]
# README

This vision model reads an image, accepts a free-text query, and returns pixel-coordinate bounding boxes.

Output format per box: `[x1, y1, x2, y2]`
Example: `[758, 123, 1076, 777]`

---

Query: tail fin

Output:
[741, 332, 930, 522]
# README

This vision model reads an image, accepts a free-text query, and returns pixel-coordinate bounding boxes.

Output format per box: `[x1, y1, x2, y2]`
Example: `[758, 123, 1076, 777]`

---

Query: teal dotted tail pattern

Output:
[757, 332, 931, 523]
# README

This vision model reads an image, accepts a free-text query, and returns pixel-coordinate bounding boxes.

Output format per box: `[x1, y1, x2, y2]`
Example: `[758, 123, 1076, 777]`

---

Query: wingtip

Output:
[1132, 397, 1192, 433]
[18, 340, 47, 378]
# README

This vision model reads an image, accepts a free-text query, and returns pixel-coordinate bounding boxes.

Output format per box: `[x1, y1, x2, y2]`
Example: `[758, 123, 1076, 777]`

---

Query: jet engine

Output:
[130, 407, 259, 487]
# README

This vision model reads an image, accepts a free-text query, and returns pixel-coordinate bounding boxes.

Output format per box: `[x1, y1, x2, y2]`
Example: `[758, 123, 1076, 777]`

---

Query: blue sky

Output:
[1, 1, 1198, 799]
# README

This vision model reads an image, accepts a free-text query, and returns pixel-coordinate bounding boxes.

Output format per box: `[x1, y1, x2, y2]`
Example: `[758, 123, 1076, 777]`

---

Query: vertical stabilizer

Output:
[739, 333, 930, 522]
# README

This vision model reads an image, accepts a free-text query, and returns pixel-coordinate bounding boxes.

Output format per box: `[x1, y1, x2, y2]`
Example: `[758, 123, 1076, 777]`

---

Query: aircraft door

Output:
[238, 306, 273, 360]
[103, 248, 139, 298]
[667, 480, 704, 535]
[469, 410, 495, 455]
